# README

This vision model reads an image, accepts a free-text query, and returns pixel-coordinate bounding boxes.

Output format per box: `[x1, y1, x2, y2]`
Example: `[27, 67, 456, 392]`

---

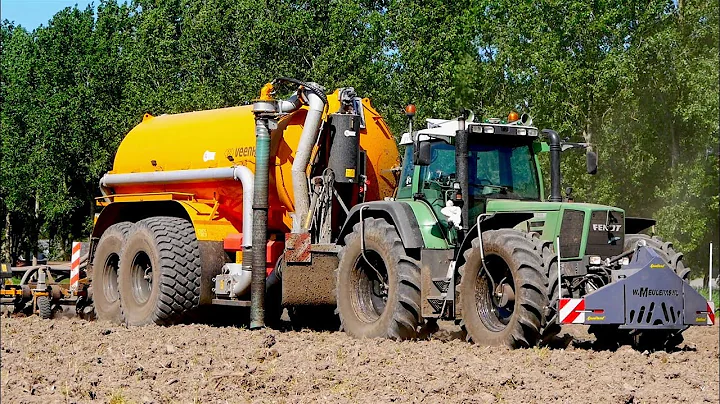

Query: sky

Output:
[1, 0, 94, 29]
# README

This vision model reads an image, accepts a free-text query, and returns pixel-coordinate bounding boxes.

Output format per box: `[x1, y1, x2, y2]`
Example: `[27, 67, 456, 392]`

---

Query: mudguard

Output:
[337, 201, 424, 249]
[559, 247, 715, 328]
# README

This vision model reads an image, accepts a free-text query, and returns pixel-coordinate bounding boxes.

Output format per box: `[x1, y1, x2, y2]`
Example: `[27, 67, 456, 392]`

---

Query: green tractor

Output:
[333, 108, 704, 348]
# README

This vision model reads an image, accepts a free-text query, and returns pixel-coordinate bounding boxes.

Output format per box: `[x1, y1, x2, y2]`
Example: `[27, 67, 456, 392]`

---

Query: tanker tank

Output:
[99, 89, 399, 238]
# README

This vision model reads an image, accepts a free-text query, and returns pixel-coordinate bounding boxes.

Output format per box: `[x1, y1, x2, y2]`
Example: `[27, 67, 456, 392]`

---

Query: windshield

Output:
[422, 141, 540, 201]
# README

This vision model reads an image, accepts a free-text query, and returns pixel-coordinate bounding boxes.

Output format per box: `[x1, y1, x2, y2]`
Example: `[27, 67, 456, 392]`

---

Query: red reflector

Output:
[223, 233, 244, 251]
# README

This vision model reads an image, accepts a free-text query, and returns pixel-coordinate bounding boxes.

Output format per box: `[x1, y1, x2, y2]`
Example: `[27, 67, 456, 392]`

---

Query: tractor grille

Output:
[559, 210, 584, 258]
[586, 210, 624, 257]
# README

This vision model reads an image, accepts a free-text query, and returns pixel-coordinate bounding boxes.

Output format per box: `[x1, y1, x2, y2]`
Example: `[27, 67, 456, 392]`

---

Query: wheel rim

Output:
[102, 253, 120, 303]
[130, 251, 153, 304]
[350, 250, 389, 323]
[474, 254, 515, 332]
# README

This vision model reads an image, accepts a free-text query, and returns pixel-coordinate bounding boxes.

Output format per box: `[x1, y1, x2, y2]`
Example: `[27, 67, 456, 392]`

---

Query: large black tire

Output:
[336, 218, 421, 340]
[92, 222, 134, 324]
[118, 216, 201, 326]
[590, 234, 690, 350]
[458, 229, 548, 347]
[524, 233, 566, 343]
[37, 295, 52, 319]
[624, 234, 690, 280]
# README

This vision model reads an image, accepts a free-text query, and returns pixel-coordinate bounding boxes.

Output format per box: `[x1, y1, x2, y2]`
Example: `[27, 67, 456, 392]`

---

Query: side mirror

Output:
[586, 150, 598, 175]
[414, 141, 432, 166]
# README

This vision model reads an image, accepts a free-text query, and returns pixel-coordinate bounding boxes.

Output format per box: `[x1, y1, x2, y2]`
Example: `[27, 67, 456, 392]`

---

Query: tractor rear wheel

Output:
[92, 222, 134, 324]
[336, 218, 421, 340]
[458, 229, 548, 348]
[118, 216, 201, 326]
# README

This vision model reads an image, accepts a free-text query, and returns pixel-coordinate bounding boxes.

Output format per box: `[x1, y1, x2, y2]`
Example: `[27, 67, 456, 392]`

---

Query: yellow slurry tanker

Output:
[90, 79, 398, 326]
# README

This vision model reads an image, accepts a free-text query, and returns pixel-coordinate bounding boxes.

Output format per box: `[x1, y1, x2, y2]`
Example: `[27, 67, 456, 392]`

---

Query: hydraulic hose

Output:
[273, 77, 328, 107]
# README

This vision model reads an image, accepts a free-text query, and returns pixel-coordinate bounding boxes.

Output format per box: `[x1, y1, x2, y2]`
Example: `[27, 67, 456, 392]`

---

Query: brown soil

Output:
[1, 313, 718, 403]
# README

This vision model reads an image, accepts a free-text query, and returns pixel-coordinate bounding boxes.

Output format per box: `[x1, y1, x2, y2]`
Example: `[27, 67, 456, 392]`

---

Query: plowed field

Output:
[1, 315, 718, 403]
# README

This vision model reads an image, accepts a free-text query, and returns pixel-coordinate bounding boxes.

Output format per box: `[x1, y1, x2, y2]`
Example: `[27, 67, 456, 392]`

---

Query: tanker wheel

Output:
[37, 295, 52, 319]
[92, 222, 134, 324]
[458, 229, 548, 348]
[118, 216, 201, 326]
[336, 218, 421, 340]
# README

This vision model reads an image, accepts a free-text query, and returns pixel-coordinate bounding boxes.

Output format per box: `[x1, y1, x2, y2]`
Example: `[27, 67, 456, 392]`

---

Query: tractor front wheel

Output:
[336, 218, 421, 340]
[458, 229, 548, 348]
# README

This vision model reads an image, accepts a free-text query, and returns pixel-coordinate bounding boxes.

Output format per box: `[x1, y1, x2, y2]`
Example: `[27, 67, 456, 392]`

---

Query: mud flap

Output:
[559, 247, 715, 328]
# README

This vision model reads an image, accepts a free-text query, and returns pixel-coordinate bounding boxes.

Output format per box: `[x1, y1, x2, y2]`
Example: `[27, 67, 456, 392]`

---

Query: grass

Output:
[5, 275, 69, 285]
[109, 392, 130, 404]
[697, 287, 720, 312]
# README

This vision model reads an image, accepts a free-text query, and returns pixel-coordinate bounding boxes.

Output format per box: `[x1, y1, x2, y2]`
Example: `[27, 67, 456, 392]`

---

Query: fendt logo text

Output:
[631, 287, 679, 298]
[592, 224, 622, 232]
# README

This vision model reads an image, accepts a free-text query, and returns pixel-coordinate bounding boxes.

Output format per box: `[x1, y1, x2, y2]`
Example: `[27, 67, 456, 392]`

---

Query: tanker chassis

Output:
[88, 79, 714, 349]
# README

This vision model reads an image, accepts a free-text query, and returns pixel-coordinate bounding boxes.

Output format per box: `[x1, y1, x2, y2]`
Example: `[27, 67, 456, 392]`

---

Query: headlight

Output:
[528, 128, 538, 137]
[589, 255, 602, 265]
[483, 126, 495, 134]
[517, 128, 526, 136]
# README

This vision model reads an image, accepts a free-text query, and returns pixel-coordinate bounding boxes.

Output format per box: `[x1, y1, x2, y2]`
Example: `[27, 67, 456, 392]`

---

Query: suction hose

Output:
[250, 107, 273, 329]
[273, 78, 328, 231]
[291, 92, 326, 231]
[249, 78, 326, 328]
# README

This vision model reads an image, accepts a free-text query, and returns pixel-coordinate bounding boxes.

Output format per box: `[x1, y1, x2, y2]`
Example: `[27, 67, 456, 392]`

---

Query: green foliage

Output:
[697, 288, 720, 314]
[0, 0, 717, 274]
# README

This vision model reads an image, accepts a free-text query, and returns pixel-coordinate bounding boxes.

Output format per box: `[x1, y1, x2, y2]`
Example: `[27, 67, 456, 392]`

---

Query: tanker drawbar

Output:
[559, 246, 714, 332]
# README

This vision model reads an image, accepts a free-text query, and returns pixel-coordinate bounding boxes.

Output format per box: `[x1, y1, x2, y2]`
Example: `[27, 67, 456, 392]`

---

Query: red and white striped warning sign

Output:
[70, 242, 81, 293]
[707, 302, 716, 325]
[559, 298, 585, 324]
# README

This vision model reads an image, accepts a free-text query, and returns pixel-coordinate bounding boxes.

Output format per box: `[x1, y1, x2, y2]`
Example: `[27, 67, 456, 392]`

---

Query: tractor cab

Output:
[398, 113, 544, 231]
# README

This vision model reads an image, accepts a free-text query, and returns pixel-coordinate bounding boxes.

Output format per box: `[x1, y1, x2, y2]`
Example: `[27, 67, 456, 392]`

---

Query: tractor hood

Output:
[486, 199, 626, 259]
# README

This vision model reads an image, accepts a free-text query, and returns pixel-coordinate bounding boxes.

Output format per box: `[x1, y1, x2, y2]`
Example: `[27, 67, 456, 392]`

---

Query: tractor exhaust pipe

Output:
[456, 111, 469, 231]
[543, 129, 562, 202]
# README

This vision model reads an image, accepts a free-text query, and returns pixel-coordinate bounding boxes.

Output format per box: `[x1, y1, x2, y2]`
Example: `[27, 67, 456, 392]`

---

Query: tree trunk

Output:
[1, 212, 11, 263]
[32, 195, 39, 266]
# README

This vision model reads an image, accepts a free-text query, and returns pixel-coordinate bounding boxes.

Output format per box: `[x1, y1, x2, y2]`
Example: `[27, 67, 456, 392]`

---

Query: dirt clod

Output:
[1, 317, 717, 403]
